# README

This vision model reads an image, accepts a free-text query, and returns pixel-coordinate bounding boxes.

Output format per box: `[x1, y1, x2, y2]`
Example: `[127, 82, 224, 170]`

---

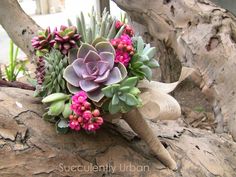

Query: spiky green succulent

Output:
[69, 7, 124, 44]
[102, 77, 142, 114]
[35, 49, 68, 97]
[129, 37, 159, 81]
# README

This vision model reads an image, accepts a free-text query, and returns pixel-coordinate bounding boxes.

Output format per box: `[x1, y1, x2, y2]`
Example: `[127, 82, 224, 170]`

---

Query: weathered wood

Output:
[0, 80, 35, 91]
[113, 0, 236, 140]
[0, 87, 235, 176]
[0, 0, 41, 58]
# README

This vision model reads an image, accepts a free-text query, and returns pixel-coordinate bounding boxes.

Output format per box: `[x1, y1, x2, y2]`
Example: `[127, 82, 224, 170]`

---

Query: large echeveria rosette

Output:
[63, 41, 127, 102]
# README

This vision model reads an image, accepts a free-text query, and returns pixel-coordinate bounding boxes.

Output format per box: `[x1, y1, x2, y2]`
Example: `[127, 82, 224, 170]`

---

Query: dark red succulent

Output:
[31, 27, 54, 56]
[52, 25, 81, 55]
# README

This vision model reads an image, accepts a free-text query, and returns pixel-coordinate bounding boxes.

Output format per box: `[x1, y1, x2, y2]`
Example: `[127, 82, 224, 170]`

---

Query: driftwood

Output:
[113, 0, 236, 140]
[0, 80, 35, 91]
[0, 87, 236, 176]
[0, 0, 41, 58]
[1, 0, 235, 140]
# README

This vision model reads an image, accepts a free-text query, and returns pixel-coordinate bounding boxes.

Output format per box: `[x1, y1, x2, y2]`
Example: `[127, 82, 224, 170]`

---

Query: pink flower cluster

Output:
[110, 34, 135, 67]
[69, 91, 103, 132]
[115, 20, 134, 37]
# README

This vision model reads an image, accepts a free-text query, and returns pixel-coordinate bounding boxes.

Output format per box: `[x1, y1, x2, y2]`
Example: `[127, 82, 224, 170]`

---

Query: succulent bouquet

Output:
[31, 9, 187, 170]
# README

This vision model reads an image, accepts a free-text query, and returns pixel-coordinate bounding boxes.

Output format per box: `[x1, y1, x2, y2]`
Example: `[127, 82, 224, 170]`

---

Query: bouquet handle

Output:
[123, 108, 177, 170]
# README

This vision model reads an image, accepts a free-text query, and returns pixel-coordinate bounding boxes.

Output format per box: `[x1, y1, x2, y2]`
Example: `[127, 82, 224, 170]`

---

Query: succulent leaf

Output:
[62, 102, 72, 119]
[48, 100, 65, 116]
[56, 119, 69, 134]
[42, 93, 69, 103]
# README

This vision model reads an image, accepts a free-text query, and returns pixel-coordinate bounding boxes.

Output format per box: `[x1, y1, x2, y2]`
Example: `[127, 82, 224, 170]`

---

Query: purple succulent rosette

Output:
[63, 41, 127, 102]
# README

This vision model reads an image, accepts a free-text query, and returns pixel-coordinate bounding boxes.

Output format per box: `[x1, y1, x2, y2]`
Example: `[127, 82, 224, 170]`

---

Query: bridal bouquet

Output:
[31, 9, 193, 170]
[31, 9, 159, 133]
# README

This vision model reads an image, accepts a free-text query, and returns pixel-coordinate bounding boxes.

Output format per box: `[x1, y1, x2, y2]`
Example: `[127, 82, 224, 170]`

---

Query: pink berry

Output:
[83, 110, 92, 120]
[84, 101, 91, 109]
[118, 44, 123, 50]
[93, 109, 100, 117]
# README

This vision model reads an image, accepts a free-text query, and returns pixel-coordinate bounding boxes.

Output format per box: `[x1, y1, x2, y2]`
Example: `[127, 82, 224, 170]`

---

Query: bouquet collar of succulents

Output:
[32, 8, 158, 133]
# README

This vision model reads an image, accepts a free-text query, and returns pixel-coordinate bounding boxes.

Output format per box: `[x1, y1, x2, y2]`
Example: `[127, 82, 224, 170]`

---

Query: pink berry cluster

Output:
[69, 91, 103, 132]
[115, 20, 134, 37]
[110, 34, 135, 67]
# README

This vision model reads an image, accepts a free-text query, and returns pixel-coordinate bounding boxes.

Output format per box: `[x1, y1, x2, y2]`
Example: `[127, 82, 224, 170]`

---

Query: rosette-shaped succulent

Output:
[52, 25, 81, 55]
[63, 41, 127, 102]
[31, 27, 54, 56]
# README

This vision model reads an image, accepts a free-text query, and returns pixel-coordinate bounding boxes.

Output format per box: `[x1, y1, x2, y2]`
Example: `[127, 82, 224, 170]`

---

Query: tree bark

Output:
[0, 0, 41, 58]
[113, 0, 236, 140]
[0, 87, 236, 176]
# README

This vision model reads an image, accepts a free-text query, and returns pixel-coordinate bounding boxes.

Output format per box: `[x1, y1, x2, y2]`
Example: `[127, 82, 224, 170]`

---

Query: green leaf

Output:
[102, 86, 113, 98]
[56, 119, 69, 134]
[129, 87, 141, 96]
[119, 86, 130, 92]
[143, 43, 151, 53]
[131, 54, 140, 64]
[132, 61, 143, 69]
[146, 59, 159, 68]
[145, 47, 156, 59]
[119, 93, 127, 102]
[102, 84, 120, 97]
[62, 102, 72, 119]
[42, 93, 69, 103]
[112, 94, 119, 105]
[121, 77, 138, 87]
[137, 37, 144, 54]
[130, 69, 145, 79]
[125, 93, 140, 106]
[48, 100, 65, 116]
[141, 65, 152, 81]
[140, 54, 149, 62]
[108, 101, 121, 114]
[107, 20, 116, 39]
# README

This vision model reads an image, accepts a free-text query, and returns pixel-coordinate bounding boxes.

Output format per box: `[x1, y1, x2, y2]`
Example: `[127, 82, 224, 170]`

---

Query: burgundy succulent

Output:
[31, 27, 54, 55]
[52, 25, 81, 55]
[63, 41, 127, 102]
[35, 57, 46, 85]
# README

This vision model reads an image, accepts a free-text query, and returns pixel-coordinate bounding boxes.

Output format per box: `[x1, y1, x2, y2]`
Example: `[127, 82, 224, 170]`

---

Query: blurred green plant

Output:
[120, 12, 128, 24]
[4, 40, 28, 81]
[194, 106, 205, 113]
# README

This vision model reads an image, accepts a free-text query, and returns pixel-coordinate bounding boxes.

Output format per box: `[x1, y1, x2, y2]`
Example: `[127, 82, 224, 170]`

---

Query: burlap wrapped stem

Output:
[104, 67, 194, 170]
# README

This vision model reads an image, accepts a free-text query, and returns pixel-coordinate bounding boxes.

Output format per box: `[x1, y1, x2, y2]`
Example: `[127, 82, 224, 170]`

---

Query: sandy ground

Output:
[0, 0, 123, 64]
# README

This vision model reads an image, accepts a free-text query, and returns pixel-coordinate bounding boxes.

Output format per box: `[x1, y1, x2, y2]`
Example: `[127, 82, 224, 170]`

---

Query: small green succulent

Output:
[102, 77, 142, 114]
[42, 93, 72, 133]
[129, 37, 159, 81]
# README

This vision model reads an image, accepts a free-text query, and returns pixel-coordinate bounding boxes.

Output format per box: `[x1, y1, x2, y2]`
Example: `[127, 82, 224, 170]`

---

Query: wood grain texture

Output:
[0, 87, 235, 176]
